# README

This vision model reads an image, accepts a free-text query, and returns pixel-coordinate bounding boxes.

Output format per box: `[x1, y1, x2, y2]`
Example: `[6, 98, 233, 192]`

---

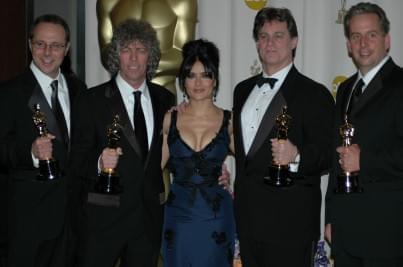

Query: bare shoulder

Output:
[162, 111, 172, 135]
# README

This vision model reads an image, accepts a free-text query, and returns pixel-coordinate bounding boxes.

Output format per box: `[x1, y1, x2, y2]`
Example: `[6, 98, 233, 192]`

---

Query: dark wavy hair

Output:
[253, 7, 298, 58]
[30, 14, 70, 43]
[344, 2, 390, 38]
[104, 19, 161, 80]
[178, 39, 220, 95]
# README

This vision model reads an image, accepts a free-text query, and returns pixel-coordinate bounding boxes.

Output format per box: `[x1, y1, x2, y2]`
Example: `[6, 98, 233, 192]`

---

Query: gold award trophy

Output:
[32, 104, 61, 181]
[335, 115, 363, 193]
[264, 106, 293, 187]
[95, 115, 123, 194]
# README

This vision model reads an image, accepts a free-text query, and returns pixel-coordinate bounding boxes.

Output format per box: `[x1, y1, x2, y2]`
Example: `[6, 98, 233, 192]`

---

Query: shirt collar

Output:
[262, 62, 293, 89]
[359, 55, 390, 86]
[30, 61, 64, 91]
[116, 72, 150, 101]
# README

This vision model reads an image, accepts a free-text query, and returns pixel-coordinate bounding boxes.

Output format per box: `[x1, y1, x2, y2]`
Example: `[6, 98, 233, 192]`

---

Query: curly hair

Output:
[104, 19, 161, 80]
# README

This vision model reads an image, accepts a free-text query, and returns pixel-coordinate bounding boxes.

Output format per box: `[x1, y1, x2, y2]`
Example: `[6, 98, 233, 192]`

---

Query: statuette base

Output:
[334, 172, 363, 194]
[36, 159, 61, 181]
[95, 171, 122, 195]
[264, 165, 293, 187]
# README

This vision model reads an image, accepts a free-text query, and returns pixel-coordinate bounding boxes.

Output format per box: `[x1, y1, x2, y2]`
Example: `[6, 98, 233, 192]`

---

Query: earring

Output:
[213, 89, 217, 102]
[183, 91, 188, 101]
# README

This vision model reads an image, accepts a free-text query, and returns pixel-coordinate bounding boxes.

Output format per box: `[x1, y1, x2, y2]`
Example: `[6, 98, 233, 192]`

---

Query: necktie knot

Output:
[50, 80, 58, 92]
[133, 91, 143, 118]
[256, 77, 278, 88]
[134, 91, 142, 107]
[347, 78, 365, 114]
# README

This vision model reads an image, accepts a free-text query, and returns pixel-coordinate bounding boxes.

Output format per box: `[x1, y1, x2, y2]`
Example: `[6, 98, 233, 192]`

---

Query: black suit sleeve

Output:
[359, 89, 403, 179]
[70, 89, 101, 183]
[296, 84, 335, 178]
[0, 83, 36, 171]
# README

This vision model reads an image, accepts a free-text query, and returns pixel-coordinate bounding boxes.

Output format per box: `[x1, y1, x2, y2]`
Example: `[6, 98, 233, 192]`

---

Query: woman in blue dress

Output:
[161, 39, 235, 266]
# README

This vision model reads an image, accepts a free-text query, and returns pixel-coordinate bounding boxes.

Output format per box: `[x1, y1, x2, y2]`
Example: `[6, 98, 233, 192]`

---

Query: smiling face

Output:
[256, 20, 298, 75]
[118, 40, 149, 88]
[30, 22, 69, 79]
[184, 60, 216, 102]
[347, 13, 390, 75]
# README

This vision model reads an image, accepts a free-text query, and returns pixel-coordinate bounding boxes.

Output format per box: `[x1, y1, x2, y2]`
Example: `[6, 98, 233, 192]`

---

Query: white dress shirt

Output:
[347, 55, 390, 111]
[30, 61, 71, 135]
[360, 55, 389, 92]
[116, 73, 154, 148]
[30, 61, 71, 167]
[241, 63, 293, 154]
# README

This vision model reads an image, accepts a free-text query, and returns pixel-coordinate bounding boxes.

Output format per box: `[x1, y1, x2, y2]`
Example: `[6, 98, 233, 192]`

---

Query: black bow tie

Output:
[256, 77, 278, 88]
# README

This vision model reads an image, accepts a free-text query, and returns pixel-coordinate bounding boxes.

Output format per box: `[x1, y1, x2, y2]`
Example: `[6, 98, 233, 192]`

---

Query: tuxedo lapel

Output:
[350, 75, 382, 116]
[247, 91, 286, 159]
[341, 76, 357, 117]
[351, 59, 395, 117]
[105, 80, 144, 161]
[65, 74, 79, 107]
[143, 83, 162, 168]
[64, 74, 83, 151]
[245, 66, 302, 159]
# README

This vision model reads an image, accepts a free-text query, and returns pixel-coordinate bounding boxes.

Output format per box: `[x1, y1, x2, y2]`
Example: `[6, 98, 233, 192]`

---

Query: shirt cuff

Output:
[289, 153, 300, 172]
[31, 152, 39, 168]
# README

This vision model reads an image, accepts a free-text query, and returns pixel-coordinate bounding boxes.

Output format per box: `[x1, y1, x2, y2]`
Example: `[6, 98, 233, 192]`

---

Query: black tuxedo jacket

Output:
[326, 58, 403, 258]
[233, 66, 334, 244]
[71, 79, 174, 252]
[0, 68, 86, 259]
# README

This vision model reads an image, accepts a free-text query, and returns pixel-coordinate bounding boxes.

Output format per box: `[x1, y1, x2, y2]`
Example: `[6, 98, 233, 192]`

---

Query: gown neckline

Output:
[175, 110, 225, 153]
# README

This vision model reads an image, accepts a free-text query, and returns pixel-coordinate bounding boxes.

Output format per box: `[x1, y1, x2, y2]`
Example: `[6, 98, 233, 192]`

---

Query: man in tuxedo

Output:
[0, 14, 86, 267]
[72, 19, 175, 267]
[232, 7, 334, 267]
[325, 3, 403, 266]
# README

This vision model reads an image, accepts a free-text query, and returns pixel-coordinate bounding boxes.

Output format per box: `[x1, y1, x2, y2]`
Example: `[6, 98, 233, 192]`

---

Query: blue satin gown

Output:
[162, 110, 235, 267]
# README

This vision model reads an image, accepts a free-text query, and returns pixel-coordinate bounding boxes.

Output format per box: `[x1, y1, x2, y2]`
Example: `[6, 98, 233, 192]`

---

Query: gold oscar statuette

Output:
[335, 115, 363, 194]
[95, 115, 123, 194]
[32, 104, 61, 181]
[264, 106, 293, 187]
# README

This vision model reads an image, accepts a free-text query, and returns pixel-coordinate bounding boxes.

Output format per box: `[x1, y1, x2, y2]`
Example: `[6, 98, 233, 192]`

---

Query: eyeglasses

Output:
[31, 40, 66, 51]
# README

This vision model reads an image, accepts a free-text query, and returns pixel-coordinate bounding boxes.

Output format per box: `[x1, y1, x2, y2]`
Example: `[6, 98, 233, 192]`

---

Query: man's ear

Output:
[64, 42, 71, 56]
[291, 36, 298, 50]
